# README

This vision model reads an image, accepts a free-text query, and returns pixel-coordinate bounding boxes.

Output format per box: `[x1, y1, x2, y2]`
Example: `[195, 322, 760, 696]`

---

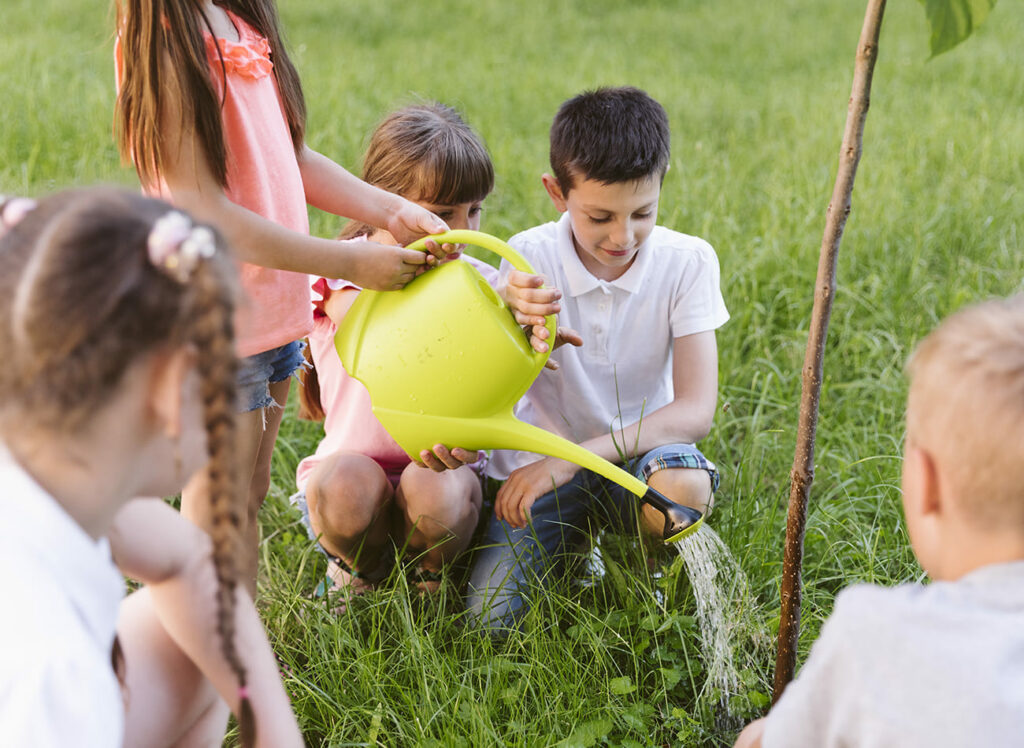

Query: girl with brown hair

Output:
[0, 189, 301, 747]
[113, 0, 452, 590]
[292, 103, 563, 601]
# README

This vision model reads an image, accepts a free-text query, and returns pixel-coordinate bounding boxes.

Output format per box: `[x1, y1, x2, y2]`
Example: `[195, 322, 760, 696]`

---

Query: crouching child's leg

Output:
[465, 473, 592, 633]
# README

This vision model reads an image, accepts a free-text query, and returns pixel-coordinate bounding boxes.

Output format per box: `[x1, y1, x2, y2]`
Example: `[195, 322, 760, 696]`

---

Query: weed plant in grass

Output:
[4, 0, 1024, 744]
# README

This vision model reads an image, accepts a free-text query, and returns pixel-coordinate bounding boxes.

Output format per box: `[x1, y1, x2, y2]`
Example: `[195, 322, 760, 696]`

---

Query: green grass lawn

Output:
[4, 0, 1023, 745]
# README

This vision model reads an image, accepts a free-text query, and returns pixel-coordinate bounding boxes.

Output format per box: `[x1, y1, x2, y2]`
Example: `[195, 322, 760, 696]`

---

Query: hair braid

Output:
[188, 260, 256, 746]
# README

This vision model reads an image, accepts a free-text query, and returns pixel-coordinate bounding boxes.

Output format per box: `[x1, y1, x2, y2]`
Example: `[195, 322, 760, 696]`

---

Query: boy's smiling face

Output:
[542, 173, 661, 282]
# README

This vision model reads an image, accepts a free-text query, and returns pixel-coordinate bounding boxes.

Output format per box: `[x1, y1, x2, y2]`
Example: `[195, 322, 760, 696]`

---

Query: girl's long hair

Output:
[297, 103, 495, 421]
[114, 0, 306, 189]
[0, 188, 256, 747]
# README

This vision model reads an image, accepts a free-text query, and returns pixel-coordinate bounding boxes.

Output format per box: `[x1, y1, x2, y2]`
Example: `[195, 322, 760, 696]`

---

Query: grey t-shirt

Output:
[763, 561, 1024, 748]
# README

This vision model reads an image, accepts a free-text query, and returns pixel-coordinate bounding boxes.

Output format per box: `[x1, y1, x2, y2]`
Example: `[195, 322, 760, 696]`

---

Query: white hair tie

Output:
[0, 195, 38, 236]
[147, 210, 216, 282]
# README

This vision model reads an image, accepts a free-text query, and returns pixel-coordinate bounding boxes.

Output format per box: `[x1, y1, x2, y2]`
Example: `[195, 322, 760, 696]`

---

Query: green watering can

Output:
[335, 230, 703, 543]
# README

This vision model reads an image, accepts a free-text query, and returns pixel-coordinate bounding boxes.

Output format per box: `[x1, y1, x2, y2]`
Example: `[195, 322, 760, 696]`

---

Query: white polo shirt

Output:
[487, 212, 729, 479]
[0, 445, 126, 746]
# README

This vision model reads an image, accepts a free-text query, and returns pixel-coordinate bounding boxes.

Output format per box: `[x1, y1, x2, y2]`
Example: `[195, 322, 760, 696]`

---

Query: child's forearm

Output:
[164, 185, 425, 289]
[298, 145, 402, 228]
[578, 397, 715, 465]
[297, 146, 447, 246]
[110, 501, 302, 746]
[165, 185, 360, 273]
[148, 570, 303, 747]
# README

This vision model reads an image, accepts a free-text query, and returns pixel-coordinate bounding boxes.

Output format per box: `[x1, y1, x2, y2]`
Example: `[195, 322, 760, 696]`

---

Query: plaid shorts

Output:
[634, 443, 720, 492]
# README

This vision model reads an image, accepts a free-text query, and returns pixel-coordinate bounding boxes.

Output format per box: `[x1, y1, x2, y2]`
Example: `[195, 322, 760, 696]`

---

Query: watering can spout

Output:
[640, 487, 704, 543]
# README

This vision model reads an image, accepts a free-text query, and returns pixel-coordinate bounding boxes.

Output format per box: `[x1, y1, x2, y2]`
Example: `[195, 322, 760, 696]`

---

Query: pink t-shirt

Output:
[295, 255, 499, 491]
[117, 11, 312, 357]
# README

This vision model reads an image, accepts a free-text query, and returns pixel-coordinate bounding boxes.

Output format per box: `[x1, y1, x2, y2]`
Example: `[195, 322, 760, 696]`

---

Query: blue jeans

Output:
[465, 443, 718, 633]
[235, 340, 306, 412]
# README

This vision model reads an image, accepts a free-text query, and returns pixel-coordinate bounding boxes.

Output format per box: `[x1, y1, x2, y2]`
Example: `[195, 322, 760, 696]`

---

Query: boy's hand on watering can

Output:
[542, 327, 584, 370]
[504, 271, 560, 328]
[496, 457, 580, 528]
[417, 444, 482, 473]
[503, 270, 572, 361]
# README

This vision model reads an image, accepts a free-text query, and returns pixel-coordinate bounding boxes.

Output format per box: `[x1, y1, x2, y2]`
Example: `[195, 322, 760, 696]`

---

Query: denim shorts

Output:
[236, 339, 307, 412]
[466, 443, 718, 631]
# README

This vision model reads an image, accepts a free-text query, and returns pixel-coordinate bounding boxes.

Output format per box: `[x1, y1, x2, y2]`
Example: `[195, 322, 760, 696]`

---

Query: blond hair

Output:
[906, 295, 1024, 530]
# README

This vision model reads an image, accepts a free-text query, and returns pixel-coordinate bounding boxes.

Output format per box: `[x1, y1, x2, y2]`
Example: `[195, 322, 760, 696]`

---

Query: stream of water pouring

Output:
[674, 523, 756, 718]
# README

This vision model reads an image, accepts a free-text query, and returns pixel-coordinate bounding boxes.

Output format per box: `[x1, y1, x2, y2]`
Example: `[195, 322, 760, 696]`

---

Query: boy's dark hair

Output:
[550, 86, 670, 194]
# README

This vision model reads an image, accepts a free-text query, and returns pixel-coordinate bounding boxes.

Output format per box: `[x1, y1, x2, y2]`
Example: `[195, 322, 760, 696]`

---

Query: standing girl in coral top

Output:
[114, 0, 450, 588]
[294, 104, 566, 598]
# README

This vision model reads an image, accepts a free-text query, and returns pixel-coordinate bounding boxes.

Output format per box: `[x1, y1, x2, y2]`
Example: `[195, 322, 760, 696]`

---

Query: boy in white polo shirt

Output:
[466, 86, 729, 631]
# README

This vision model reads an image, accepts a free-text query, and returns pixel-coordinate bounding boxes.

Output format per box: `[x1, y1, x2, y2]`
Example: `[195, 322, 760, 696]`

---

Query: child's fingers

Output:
[494, 484, 510, 523]
[529, 331, 551, 355]
[513, 311, 553, 331]
[398, 247, 429, 266]
[512, 300, 559, 321]
[555, 327, 584, 349]
[450, 447, 482, 465]
[517, 496, 532, 527]
[418, 449, 447, 472]
[428, 444, 470, 470]
[419, 238, 455, 262]
[496, 484, 524, 527]
[506, 270, 545, 289]
[510, 286, 561, 309]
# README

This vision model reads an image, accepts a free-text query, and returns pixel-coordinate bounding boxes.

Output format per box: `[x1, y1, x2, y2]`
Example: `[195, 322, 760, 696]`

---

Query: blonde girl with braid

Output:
[0, 189, 301, 748]
[114, 0, 454, 590]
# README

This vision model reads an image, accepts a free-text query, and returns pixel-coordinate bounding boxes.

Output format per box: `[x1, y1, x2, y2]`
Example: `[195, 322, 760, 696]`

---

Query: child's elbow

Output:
[690, 405, 716, 442]
[693, 419, 713, 443]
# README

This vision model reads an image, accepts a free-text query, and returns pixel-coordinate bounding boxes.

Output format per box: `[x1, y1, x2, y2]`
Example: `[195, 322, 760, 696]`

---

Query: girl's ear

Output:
[147, 345, 199, 439]
[541, 174, 568, 213]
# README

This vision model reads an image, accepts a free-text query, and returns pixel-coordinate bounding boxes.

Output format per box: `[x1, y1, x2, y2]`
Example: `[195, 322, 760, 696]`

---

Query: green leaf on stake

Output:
[918, 0, 997, 57]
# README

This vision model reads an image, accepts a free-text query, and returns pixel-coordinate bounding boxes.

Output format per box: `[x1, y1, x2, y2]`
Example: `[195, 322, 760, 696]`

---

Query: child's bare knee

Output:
[308, 457, 391, 535]
[648, 467, 713, 513]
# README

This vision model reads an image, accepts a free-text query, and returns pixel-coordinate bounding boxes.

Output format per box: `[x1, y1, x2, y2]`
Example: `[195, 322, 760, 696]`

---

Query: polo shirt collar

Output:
[555, 212, 652, 297]
[0, 444, 124, 651]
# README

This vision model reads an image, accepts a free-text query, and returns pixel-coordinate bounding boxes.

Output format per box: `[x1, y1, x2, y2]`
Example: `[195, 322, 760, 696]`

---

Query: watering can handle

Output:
[405, 229, 559, 354]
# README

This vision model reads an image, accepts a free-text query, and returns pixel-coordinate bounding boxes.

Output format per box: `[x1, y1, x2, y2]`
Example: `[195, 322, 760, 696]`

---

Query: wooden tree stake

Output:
[772, 0, 888, 703]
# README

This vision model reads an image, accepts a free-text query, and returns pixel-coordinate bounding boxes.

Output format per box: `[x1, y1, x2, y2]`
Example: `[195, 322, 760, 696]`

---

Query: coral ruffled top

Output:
[117, 11, 313, 357]
[199, 12, 312, 357]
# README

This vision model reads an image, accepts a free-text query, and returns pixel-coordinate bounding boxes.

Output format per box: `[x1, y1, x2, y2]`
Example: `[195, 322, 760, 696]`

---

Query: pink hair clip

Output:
[0, 195, 38, 236]
[238, 685, 250, 700]
[147, 210, 216, 283]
